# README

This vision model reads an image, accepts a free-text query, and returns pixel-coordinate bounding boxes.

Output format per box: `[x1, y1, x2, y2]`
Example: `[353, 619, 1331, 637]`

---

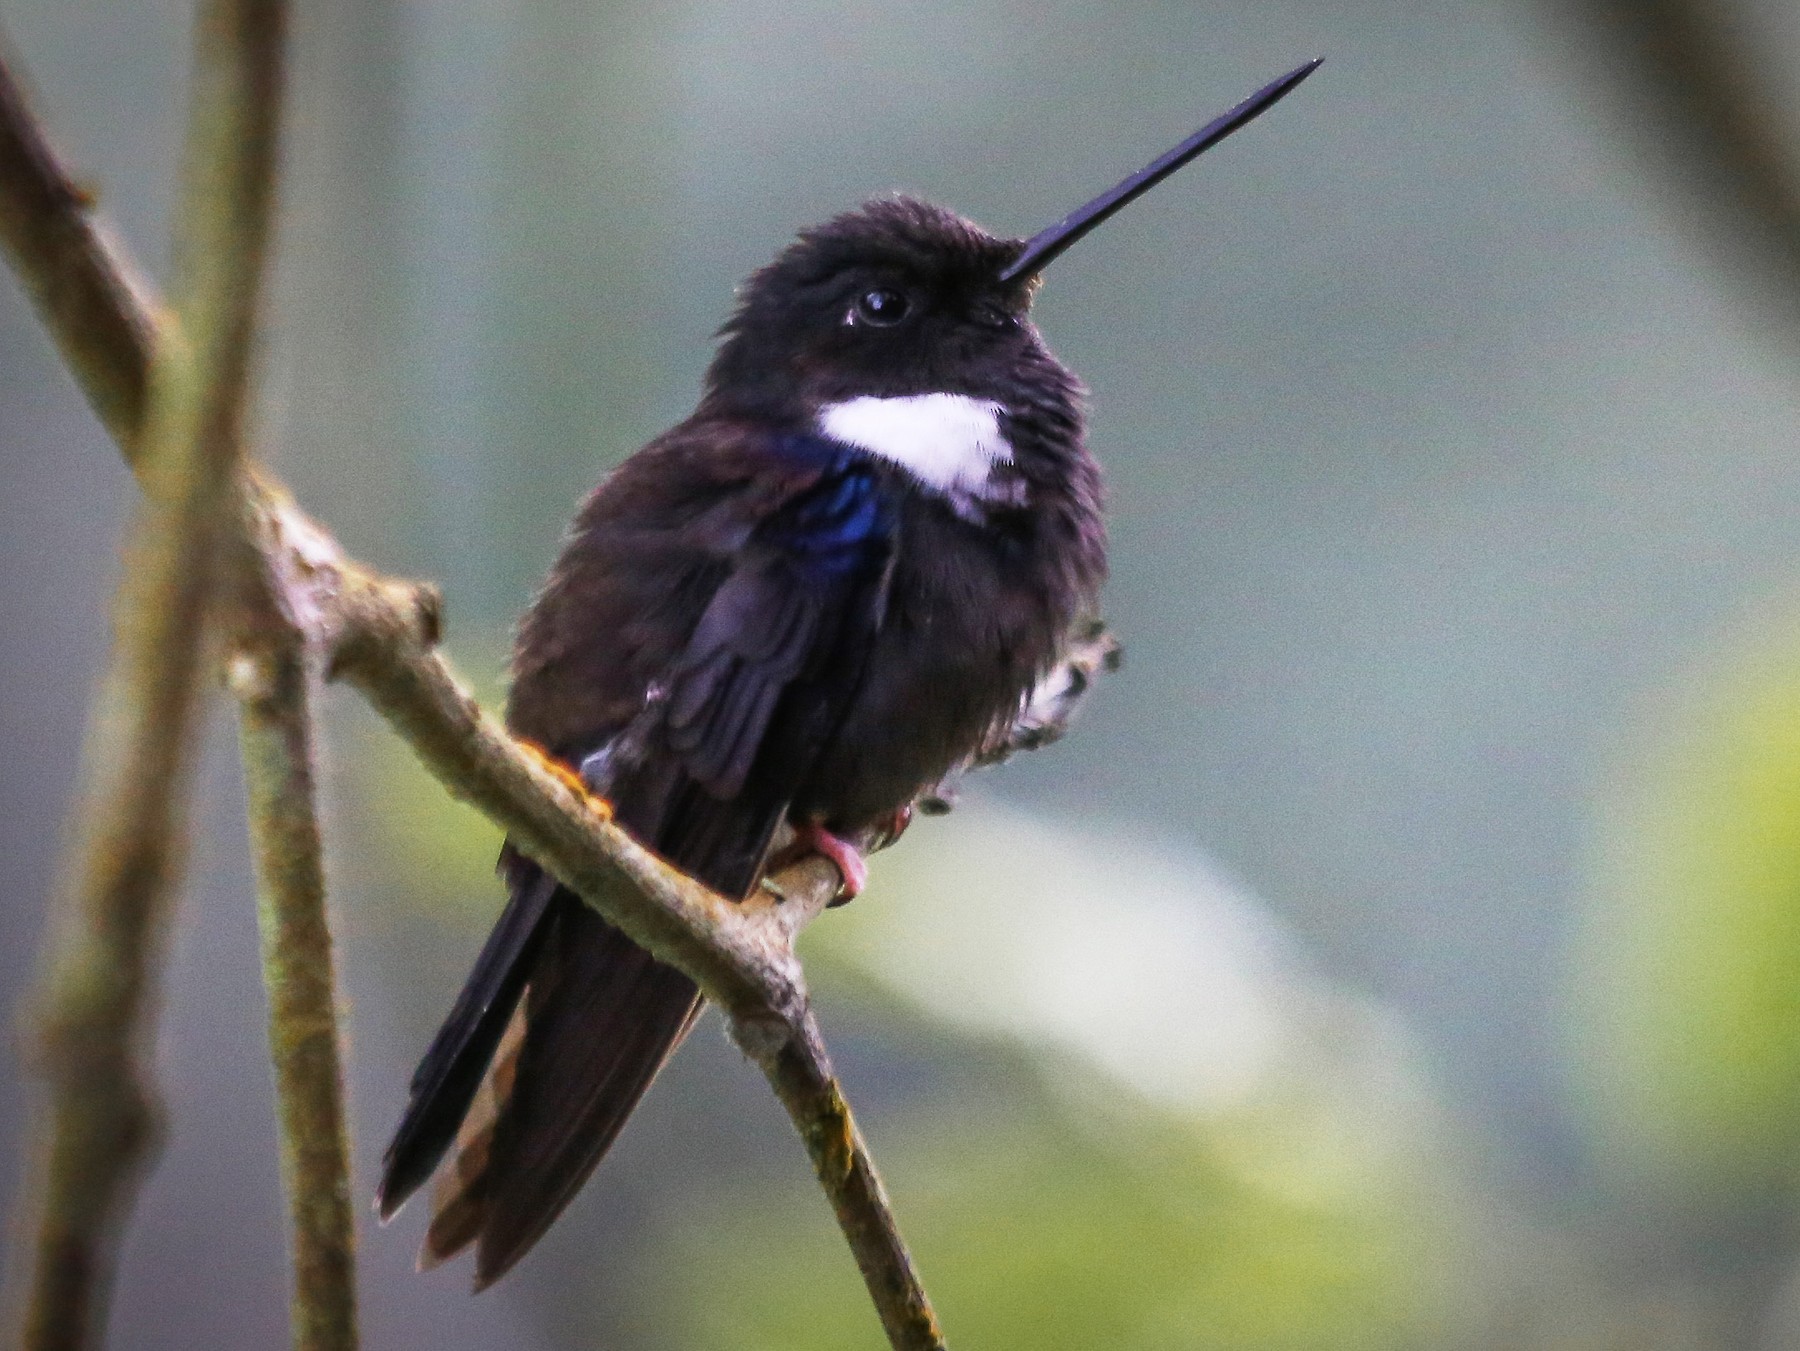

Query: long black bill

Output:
[999, 57, 1323, 283]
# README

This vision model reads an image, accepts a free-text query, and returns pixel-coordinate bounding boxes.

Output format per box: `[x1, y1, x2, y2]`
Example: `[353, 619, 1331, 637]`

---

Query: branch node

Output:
[410, 583, 443, 648]
[225, 647, 276, 702]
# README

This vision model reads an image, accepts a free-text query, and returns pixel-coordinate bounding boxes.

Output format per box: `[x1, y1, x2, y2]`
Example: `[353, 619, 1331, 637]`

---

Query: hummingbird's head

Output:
[704, 195, 1051, 417]
[703, 198, 1087, 518]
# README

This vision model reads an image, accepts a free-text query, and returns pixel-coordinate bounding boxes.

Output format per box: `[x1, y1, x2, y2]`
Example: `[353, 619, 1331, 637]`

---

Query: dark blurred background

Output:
[8, 0, 1800, 1346]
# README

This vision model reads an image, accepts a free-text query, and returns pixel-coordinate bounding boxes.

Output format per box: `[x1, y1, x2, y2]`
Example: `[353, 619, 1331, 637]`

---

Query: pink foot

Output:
[793, 821, 868, 900]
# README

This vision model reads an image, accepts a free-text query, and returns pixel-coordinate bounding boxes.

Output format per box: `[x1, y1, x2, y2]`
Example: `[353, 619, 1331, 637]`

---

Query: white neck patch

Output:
[818, 393, 1016, 511]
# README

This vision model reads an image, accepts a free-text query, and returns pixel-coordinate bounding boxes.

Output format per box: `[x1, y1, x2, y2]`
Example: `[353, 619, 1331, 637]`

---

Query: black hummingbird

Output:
[376, 58, 1320, 1286]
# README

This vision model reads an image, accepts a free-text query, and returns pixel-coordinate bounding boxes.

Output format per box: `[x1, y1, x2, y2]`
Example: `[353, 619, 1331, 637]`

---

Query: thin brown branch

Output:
[744, 1004, 945, 1348]
[0, 49, 156, 459]
[7, 4, 286, 1348]
[229, 609, 356, 1351]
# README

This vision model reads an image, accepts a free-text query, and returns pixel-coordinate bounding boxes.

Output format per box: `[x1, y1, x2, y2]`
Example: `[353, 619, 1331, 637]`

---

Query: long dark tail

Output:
[376, 856, 557, 1221]
[377, 733, 792, 1286]
[376, 855, 701, 1287]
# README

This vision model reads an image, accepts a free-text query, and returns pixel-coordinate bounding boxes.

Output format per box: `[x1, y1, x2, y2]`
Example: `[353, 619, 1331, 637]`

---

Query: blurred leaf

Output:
[638, 801, 1470, 1349]
[652, 1058, 1452, 1351]
[1568, 600, 1800, 1195]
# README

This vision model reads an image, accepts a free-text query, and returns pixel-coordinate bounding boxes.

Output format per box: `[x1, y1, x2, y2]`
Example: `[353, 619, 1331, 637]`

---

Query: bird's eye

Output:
[850, 288, 910, 327]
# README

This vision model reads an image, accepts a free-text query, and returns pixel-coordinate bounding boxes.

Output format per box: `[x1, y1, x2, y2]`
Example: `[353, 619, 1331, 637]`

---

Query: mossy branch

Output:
[230, 621, 356, 1351]
[4, 1, 287, 1346]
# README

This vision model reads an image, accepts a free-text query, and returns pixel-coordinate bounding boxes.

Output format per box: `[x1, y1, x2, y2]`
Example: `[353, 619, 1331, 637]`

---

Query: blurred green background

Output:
[7, 0, 1800, 1346]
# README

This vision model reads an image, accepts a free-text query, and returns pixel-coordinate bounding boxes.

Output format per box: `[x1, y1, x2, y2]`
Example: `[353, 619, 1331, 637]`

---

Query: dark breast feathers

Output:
[508, 417, 1096, 885]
